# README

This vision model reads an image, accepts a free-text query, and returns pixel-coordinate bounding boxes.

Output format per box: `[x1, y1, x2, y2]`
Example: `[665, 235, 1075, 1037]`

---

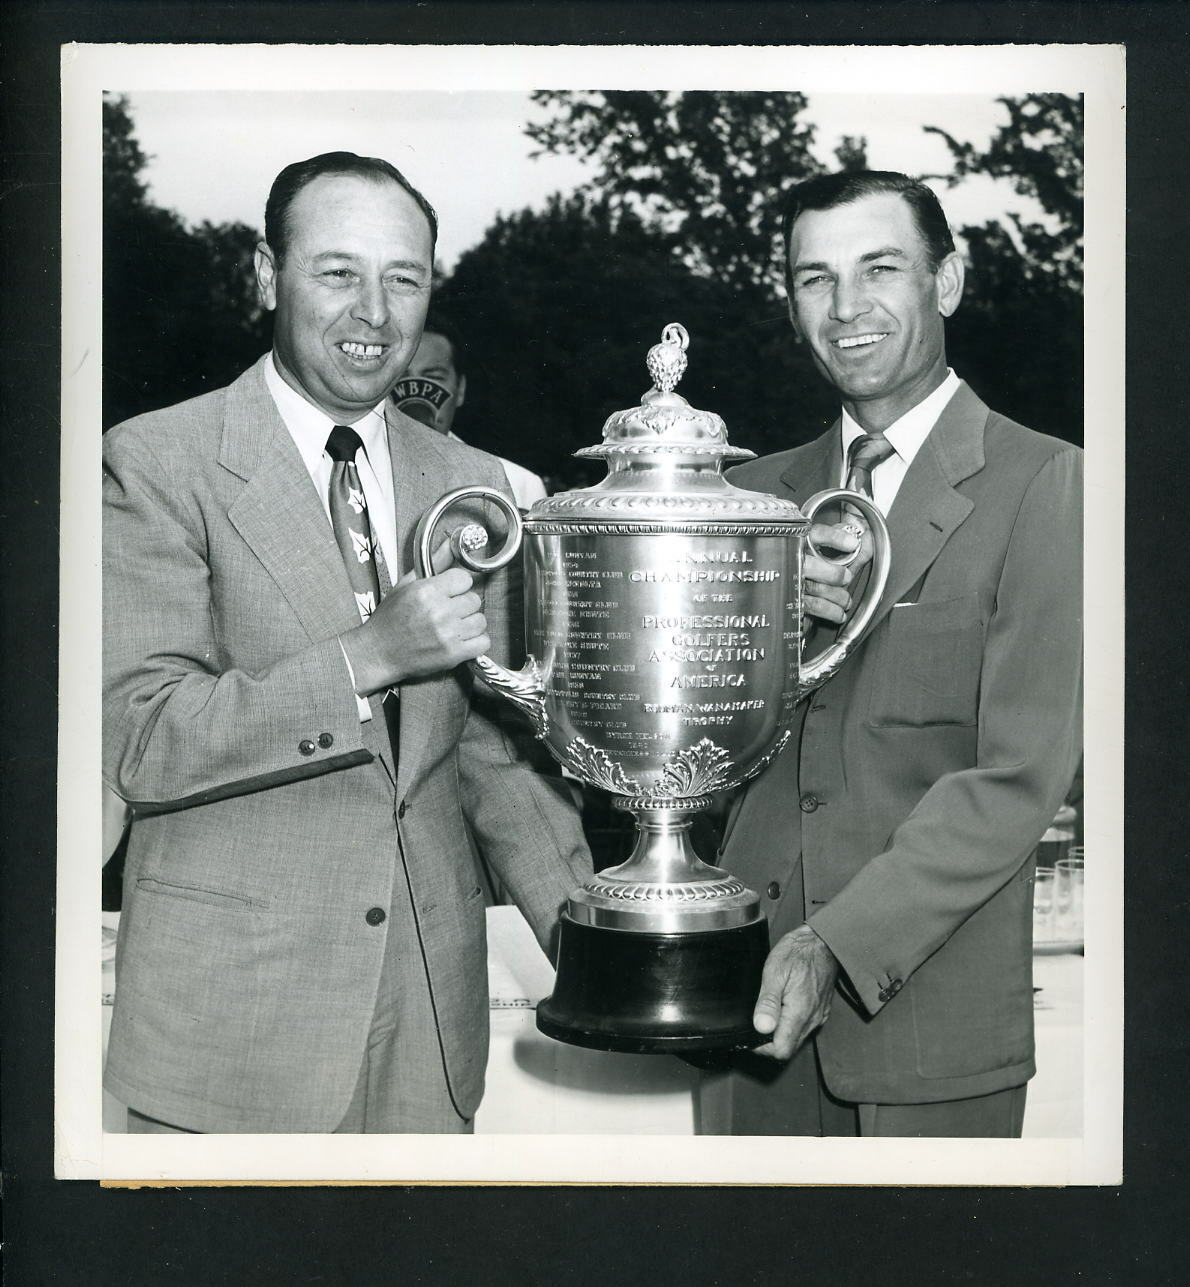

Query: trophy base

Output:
[535, 914, 770, 1054]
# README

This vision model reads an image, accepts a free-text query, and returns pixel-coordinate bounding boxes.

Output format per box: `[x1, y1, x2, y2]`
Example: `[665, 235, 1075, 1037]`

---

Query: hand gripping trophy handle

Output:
[796, 488, 892, 697]
[412, 486, 548, 733]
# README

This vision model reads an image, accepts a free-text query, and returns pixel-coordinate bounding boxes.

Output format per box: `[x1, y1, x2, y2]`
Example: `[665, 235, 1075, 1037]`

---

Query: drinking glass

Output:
[1054, 856, 1085, 941]
[1033, 866, 1056, 943]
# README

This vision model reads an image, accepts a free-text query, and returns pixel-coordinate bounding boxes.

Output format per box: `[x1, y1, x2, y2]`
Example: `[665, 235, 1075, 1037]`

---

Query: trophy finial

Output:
[646, 322, 689, 394]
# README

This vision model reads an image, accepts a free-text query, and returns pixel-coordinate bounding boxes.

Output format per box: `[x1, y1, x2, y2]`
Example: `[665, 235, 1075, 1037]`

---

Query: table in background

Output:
[101, 907, 1081, 1136]
[477, 907, 1084, 1138]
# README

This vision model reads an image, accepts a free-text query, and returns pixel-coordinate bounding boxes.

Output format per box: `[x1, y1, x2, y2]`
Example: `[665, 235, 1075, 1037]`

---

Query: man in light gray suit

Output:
[103, 152, 591, 1133]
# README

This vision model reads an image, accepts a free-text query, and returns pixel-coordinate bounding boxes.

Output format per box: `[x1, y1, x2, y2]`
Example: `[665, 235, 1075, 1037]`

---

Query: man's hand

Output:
[341, 561, 490, 695]
[751, 924, 840, 1060]
[803, 520, 873, 625]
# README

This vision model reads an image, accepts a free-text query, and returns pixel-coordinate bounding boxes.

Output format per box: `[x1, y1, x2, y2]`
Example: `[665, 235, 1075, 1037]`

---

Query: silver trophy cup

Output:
[416, 324, 889, 1051]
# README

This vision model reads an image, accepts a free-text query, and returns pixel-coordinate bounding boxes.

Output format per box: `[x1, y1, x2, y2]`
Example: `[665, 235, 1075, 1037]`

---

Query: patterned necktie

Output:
[845, 432, 896, 500]
[326, 424, 400, 763]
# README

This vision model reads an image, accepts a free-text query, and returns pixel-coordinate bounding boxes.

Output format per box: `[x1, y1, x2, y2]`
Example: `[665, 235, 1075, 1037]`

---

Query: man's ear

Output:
[255, 242, 278, 311]
[455, 373, 467, 409]
[936, 250, 965, 318]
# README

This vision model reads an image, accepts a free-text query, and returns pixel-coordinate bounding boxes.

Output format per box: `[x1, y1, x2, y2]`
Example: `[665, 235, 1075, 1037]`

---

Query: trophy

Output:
[415, 324, 889, 1052]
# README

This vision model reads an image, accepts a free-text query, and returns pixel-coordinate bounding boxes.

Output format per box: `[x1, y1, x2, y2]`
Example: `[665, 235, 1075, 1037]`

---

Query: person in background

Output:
[699, 170, 1082, 1138]
[394, 325, 549, 510]
[102, 151, 590, 1134]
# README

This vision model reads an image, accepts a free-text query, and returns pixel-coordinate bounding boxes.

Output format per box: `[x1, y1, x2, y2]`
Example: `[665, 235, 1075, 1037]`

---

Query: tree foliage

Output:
[101, 90, 1084, 460]
[102, 95, 269, 430]
[433, 191, 839, 486]
[516, 88, 1084, 448]
[434, 90, 869, 474]
[927, 93, 1083, 290]
[926, 94, 1084, 442]
[527, 91, 836, 297]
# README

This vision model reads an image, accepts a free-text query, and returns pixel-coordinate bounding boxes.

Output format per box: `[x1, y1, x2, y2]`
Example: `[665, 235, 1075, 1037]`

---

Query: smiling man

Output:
[102, 153, 590, 1133]
[698, 170, 1083, 1138]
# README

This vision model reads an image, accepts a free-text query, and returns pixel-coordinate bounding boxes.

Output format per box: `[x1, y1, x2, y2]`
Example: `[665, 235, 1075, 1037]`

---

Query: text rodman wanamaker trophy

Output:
[416, 324, 889, 1052]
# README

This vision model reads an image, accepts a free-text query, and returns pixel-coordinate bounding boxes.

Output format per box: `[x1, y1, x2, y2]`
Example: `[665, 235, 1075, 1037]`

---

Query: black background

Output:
[2, 3, 1186, 1283]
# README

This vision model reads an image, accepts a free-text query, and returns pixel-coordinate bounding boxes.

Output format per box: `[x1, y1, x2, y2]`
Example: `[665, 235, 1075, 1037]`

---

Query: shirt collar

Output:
[265, 352, 390, 474]
[840, 368, 961, 467]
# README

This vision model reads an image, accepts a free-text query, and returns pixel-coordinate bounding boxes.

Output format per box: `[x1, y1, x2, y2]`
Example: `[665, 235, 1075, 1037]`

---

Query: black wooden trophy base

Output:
[535, 914, 770, 1054]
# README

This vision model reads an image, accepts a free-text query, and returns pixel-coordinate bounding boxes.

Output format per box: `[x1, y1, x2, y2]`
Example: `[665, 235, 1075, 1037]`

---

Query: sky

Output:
[121, 90, 1050, 272]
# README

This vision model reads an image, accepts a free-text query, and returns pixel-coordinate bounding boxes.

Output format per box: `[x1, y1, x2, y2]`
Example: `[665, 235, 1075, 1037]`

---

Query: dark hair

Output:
[780, 170, 955, 292]
[264, 151, 438, 263]
[419, 320, 464, 374]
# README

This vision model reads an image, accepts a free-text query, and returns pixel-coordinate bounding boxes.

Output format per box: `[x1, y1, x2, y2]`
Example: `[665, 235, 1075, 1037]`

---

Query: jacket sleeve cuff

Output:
[807, 904, 906, 1017]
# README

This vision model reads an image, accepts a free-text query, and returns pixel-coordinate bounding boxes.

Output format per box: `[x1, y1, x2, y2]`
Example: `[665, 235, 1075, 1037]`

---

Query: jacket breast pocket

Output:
[866, 593, 984, 728]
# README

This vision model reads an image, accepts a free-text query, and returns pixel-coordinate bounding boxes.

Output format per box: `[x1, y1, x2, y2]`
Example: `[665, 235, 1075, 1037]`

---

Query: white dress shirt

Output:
[265, 354, 397, 718]
[838, 369, 961, 517]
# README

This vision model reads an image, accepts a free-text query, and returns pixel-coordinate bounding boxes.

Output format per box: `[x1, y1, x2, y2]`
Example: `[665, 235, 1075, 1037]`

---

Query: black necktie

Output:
[325, 424, 400, 764]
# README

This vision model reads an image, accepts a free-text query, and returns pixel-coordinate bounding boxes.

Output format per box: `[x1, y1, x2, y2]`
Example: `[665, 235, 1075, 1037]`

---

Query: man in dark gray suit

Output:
[700, 171, 1082, 1137]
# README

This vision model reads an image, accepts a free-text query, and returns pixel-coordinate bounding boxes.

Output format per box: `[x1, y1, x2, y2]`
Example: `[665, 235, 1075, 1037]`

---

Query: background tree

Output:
[926, 93, 1084, 443]
[515, 89, 1083, 450]
[102, 94, 268, 429]
[527, 90, 847, 296]
[434, 190, 840, 484]
[450, 86, 1081, 470]
[437, 91, 867, 472]
[102, 89, 1083, 455]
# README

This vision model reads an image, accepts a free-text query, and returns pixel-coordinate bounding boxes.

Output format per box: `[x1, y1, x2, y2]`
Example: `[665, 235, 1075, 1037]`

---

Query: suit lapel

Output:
[778, 424, 841, 508]
[222, 359, 364, 642]
[221, 360, 389, 764]
[870, 382, 987, 632]
[774, 385, 988, 639]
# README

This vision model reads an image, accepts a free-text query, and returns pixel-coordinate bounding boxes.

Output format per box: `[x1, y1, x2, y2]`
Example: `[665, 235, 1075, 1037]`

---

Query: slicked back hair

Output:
[781, 170, 955, 295]
[264, 151, 438, 264]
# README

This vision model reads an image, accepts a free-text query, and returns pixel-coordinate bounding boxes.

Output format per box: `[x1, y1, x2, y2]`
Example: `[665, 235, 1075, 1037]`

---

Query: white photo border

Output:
[57, 41, 1125, 1185]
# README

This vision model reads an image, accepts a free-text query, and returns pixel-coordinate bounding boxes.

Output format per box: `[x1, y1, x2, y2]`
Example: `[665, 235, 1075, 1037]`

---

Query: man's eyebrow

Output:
[792, 246, 910, 275]
[310, 251, 429, 272]
[859, 246, 908, 263]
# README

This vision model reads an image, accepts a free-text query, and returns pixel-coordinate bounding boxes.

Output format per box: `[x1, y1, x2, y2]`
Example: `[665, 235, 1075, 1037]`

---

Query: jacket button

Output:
[766, 881, 781, 900]
[365, 907, 387, 926]
[397, 800, 408, 819]
[298, 739, 316, 756]
[799, 793, 820, 812]
[317, 732, 334, 749]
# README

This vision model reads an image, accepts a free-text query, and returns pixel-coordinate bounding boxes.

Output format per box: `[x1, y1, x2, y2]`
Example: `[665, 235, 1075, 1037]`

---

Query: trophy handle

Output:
[413, 486, 548, 734]
[796, 487, 891, 697]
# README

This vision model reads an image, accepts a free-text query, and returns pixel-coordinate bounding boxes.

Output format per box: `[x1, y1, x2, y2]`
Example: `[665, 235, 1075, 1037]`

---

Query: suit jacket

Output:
[102, 356, 591, 1131]
[720, 383, 1083, 1104]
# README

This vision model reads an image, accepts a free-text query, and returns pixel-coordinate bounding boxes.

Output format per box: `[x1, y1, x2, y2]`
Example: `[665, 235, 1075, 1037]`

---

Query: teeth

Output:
[341, 343, 384, 358]
[835, 334, 887, 349]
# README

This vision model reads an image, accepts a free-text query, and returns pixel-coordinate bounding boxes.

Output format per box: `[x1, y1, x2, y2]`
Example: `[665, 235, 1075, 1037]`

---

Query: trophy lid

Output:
[527, 322, 806, 527]
[574, 323, 755, 463]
